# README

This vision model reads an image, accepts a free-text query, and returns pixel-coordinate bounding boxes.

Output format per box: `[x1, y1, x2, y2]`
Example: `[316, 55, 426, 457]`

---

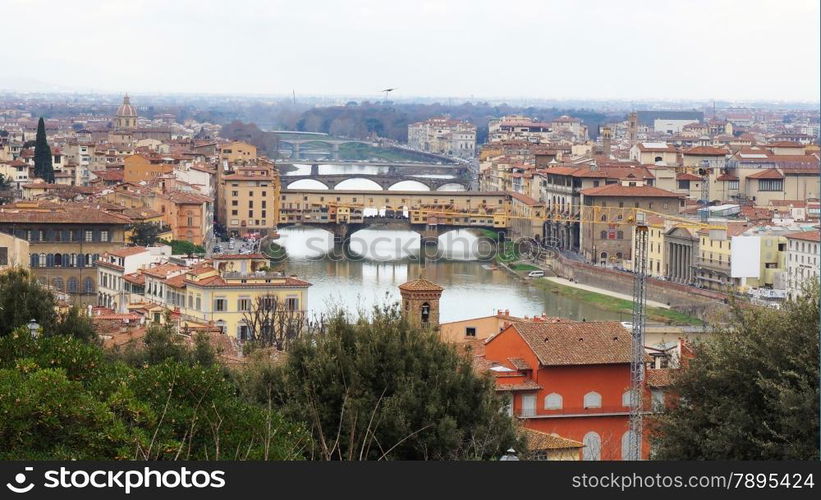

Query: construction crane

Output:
[541, 205, 726, 460]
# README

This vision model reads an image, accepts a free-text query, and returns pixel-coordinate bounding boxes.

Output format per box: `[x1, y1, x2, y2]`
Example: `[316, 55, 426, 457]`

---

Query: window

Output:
[677, 180, 690, 190]
[758, 179, 783, 191]
[583, 432, 601, 461]
[286, 297, 299, 311]
[85, 230, 93, 242]
[728, 180, 739, 190]
[232, 191, 238, 196]
[651, 389, 665, 409]
[214, 297, 226, 312]
[621, 430, 639, 460]
[600, 230, 607, 239]
[100, 230, 109, 242]
[232, 200, 238, 206]
[68, 277, 78, 293]
[622, 390, 635, 408]
[195, 295, 201, 311]
[238, 297, 251, 311]
[0, 247, 7, 266]
[583, 391, 602, 409]
[238, 323, 249, 340]
[465, 327, 476, 337]
[83, 277, 94, 294]
[520, 394, 536, 417]
[544, 393, 563, 410]
[421, 302, 430, 323]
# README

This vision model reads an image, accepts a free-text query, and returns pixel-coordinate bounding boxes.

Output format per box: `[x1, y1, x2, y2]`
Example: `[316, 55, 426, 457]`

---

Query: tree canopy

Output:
[256, 305, 522, 460]
[34, 117, 55, 183]
[650, 282, 820, 460]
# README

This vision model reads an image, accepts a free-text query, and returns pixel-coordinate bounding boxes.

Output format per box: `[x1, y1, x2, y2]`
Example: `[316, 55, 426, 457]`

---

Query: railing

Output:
[518, 405, 633, 418]
[697, 259, 730, 272]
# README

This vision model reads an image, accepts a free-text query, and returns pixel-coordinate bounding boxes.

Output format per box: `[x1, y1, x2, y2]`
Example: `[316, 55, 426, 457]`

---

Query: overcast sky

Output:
[1, 0, 818, 101]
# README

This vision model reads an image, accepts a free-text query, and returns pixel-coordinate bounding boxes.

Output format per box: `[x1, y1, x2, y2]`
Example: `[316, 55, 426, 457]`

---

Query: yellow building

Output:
[123, 154, 174, 184]
[179, 255, 310, 340]
[218, 165, 281, 237]
[0, 231, 30, 270]
[219, 141, 257, 164]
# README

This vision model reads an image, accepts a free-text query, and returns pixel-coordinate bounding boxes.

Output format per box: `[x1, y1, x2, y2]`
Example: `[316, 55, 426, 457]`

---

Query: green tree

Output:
[0, 268, 58, 337]
[266, 305, 522, 460]
[0, 327, 307, 460]
[34, 117, 55, 183]
[161, 239, 205, 256]
[650, 282, 820, 459]
[128, 222, 163, 246]
[52, 305, 97, 342]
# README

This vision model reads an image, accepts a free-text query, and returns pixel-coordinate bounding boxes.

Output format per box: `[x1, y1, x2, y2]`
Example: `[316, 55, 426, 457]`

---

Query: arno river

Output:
[274, 164, 623, 323]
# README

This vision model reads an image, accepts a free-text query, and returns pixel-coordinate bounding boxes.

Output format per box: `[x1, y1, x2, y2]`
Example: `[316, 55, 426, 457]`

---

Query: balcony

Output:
[518, 405, 633, 418]
[697, 259, 730, 273]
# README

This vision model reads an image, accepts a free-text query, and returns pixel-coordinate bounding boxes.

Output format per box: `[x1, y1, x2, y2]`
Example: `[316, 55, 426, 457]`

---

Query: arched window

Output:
[68, 277, 78, 293]
[544, 393, 563, 410]
[53, 278, 64, 291]
[85, 254, 92, 267]
[584, 391, 602, 409]
[621, 430, 639, 460]
[421, 302, 430, 323]
[622, 390, 635, 408]
[63, 254, 70, 268]
[583, 432, 601, 461]
[600, 230, 607, 239]
[46, 253, 54, 267]
[54, 253, 63, 267]
[30, 254, 39, 267]
[600, 214, 607, 221]
[83, 277, 94, 294]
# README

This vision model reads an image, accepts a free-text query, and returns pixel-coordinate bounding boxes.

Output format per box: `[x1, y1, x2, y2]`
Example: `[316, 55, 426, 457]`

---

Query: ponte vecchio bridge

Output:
[277, 189, 545, 247]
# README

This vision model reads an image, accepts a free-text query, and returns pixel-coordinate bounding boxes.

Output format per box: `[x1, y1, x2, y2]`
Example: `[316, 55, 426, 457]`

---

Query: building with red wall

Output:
[484, 321, 654, 460]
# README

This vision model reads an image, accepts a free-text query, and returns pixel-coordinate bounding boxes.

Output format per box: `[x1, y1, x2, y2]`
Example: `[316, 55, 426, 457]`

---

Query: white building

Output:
[487, 115, 552, 143]
[97, 245, 172, 312]
[407, 117, 476, 159]
[784, 230, 820, 300]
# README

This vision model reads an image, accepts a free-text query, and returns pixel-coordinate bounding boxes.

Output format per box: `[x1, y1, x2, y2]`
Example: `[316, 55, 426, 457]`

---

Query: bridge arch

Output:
[286, 179, 330, 190]
[335, 178, 383, 191]
[436, 183, 467, 192]
[387, 180, 431, 191]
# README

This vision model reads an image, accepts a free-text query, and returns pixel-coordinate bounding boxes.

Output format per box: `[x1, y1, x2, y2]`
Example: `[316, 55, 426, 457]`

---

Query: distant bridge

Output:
[276, 138, 375, 160]
[283, 173, 468, 191]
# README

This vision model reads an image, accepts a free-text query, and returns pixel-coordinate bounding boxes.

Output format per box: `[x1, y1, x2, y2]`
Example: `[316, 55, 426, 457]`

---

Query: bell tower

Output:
[398, 278, 443, 330]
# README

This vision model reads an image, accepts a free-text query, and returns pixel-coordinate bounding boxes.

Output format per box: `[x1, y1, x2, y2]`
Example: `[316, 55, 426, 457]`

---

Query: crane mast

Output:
[628, 214, 649, 460]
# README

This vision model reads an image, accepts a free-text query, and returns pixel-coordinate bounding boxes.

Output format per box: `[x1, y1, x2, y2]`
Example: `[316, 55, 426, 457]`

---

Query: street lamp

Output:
[27, 319, 40, 339]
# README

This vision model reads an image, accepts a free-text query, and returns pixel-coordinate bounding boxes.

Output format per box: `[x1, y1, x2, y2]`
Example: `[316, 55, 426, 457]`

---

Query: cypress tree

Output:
[34, 117, 54, 183]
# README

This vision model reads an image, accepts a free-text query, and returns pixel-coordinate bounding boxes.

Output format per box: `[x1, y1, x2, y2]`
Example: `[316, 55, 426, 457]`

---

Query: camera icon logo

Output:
[6, 467, 35, 494]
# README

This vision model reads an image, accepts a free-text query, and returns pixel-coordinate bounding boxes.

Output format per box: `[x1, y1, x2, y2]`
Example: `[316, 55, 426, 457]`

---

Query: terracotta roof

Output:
[768, 141, 803, 148]
[676, 173, 701, 181]
[645, 369, 673, 388]
[580, 184, 682, 198]
[769, 200, 806, 208]
[123, 273, 145, 285]
[637, 143, 676, 153]
[495, 380, 543, 392]
[398, 278, 444, 292]
[508, 357, 531, 371]
[188, 275, 312, 288]
[164, 274, 187, 288]
[716, 173, 739, 181]
[91, 169, 125, 182]
[784, 230, 820, 242]
[141, 263, 188, 278]
[0, 202, 132, 225]
[161, 190, 212, 204]
[747, 168, 783, 180]
[508, 192, 540, 206]
[524, 429, 584, 450]
[497, 321, 634, 366]
[684, 146, 728, 156]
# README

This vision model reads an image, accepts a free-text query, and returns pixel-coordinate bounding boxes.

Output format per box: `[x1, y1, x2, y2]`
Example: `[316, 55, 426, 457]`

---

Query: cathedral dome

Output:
[116, 94, 137, 117]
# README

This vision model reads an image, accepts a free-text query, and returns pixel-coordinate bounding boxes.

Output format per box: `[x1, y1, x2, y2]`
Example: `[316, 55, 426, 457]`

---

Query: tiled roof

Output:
[188, 275, 312, 288]
[0, 202, 132, 225]
[213, 253, 267, 260]
[501, 321, 633, 366]
[508, 192, 540, 206]
[141, 263, 188, 278]
[684, 146, 728, 156]
[398, 278, 444, 292]
[495, 380, 543, 392]
[747, 168, 783, 180]
[580, 184, 682, 198]
[784, 230, 820, 242]
[524, 429, 584, 450]
[716, 173, 739, 181]
[645, 368, 673, 388]
[676, 173, 701, 181]
[508, 357, 531, 371]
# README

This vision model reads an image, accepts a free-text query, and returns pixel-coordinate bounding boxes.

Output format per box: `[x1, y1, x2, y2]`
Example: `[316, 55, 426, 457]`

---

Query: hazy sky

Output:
[2, 0, 818, 101]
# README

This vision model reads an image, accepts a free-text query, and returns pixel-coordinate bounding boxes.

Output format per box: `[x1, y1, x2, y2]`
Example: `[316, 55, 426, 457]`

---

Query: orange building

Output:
[150, 190, 212, 245]
[124, 154, 174, 184]
[483, 321, 651, 460]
